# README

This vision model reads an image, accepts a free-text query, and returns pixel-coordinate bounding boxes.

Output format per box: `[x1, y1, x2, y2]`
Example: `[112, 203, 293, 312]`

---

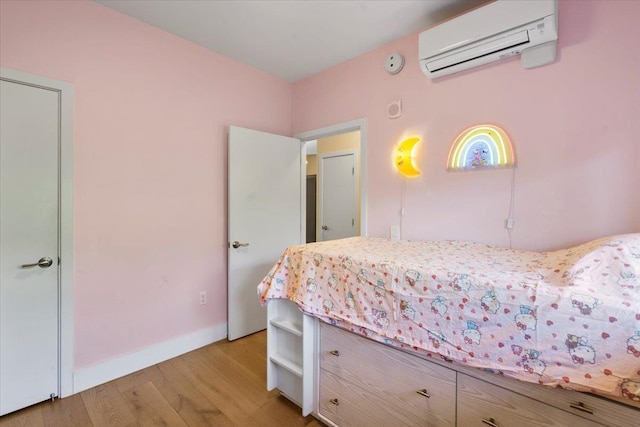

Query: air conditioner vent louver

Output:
[419, 0, 558, 79]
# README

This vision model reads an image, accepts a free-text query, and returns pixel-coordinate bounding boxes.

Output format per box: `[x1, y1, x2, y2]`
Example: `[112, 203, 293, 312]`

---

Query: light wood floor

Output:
[0, 331, 324, 427]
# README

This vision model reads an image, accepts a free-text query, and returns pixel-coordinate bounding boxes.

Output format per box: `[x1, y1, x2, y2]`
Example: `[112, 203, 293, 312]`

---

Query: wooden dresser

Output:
[317, 323, 640, 427]
[320, 322, 456, 426]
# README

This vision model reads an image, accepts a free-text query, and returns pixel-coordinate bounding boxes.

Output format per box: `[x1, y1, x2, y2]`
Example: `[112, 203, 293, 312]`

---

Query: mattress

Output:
[258, 234, 640, 401]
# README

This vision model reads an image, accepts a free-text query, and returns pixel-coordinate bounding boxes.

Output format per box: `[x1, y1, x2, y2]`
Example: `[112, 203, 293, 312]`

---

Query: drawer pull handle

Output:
[329, 350, 340, 357]
[482, 418, 499, 427]
[416, 389, 430, 398]
[329, 398, 339, 406]
[569, 402, 594, 414]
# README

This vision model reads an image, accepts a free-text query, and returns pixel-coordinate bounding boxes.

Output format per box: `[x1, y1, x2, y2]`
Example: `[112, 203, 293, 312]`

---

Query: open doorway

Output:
[305, 132, 360, 242]
[296, 119, 367, 243]
[305, 175, 317, 243]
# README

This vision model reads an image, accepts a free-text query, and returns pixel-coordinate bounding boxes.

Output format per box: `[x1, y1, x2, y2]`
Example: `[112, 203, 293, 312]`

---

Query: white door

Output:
[0, 79, 59, 415]
[227, 126, 302, 341]
[318, 152, 357, 241]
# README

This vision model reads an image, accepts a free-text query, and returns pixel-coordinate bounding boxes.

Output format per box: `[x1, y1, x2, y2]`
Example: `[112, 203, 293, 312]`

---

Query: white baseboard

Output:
[72, 322, 227, 394]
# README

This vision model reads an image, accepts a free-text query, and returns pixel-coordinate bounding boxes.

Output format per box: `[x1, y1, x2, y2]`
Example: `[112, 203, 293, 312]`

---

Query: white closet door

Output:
[1, 79, 60, 415]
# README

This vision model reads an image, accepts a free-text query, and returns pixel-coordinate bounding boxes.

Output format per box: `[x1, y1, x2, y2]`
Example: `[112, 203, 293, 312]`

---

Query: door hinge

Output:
[352, 218, 355, 226]
[352, 167, 354, 175]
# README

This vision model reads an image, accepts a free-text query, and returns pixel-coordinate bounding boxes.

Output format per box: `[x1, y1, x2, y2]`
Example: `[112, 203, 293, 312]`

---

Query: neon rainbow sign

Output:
[447, 125, 515, 171]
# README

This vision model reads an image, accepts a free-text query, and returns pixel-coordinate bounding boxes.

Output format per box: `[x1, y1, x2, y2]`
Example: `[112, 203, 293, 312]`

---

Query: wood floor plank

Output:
[111, 369, 152, 395]
[248, 395, 320, 427]
[121, 382, 187, 427]
[0, 404, 45, 427]
[216, 332, 268, 380]
[41, 393, 92, 427]
[169, 350, 261, 425]
[80, 383, 138, 427]
[196, 343, 274, 406]
[143, 362, 235, 427]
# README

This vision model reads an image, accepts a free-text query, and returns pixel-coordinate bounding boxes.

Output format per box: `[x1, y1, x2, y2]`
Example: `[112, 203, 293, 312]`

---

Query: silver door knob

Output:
[321, 225, 329, 230]
[21, 257, 53, 269]
[231, 241, 250, 249]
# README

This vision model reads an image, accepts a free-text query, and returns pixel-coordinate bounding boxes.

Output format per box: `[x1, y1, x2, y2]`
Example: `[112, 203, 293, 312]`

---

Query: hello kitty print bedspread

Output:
[258, 234, 640, 401]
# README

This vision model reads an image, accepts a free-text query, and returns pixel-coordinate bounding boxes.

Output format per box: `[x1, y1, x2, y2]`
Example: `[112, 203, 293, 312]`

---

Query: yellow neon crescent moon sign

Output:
[394, 137, 420, 177]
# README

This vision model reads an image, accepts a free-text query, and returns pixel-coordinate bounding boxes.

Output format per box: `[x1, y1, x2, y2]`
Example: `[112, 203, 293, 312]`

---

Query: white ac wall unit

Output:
[419, 0, 558, 79]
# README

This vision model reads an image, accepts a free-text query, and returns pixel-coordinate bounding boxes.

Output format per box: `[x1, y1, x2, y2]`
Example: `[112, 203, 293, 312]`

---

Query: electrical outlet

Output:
[199, 291, 207, 305]
[390, 225, 400, 241]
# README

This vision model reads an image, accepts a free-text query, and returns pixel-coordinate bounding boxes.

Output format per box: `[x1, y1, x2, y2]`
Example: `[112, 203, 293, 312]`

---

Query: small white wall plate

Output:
[387, 99, 402, 119]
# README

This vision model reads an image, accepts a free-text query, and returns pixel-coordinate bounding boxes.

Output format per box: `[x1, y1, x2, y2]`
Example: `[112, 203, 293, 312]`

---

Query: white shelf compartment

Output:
[270, 353, 303, 377]
[266, 298, 316, 416]
[270, 318, 303, 337]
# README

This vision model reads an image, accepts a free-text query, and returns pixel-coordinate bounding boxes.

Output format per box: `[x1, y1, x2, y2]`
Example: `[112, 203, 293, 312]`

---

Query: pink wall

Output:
[0, 1, 292, 369]
[293, 0, 640, 251]
[1, 0, 638, 373]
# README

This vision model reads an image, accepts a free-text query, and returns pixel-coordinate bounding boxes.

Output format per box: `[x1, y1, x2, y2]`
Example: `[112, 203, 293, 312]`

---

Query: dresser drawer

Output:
[457, 374, 602, 427]
[320, 368, 453, 427]
[319, 368, 401, 427]
[461, 367, 640, 427]
[320, 324, 455, 426]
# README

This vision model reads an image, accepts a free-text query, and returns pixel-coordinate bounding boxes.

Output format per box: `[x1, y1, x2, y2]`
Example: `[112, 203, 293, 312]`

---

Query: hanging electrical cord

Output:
[506, 166, 516, 248]
[400, 176, 407, 240]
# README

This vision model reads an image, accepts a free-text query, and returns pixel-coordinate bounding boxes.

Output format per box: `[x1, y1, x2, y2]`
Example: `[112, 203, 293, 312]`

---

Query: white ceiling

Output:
[93, 0, 488, 82]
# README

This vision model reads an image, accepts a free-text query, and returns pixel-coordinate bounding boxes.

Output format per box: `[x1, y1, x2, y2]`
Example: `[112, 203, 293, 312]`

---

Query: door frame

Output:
[317, 149, 358, 241]
[294, 118, 367, 237]
[0, 67, 74, 398]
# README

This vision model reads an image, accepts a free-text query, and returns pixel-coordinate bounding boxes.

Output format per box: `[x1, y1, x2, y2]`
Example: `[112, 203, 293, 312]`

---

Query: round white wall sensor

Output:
[385, 53, 404, 75]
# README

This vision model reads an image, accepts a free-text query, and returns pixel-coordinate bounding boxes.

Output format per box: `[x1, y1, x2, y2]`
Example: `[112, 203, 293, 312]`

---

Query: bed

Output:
[258, 233, 640, 408]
